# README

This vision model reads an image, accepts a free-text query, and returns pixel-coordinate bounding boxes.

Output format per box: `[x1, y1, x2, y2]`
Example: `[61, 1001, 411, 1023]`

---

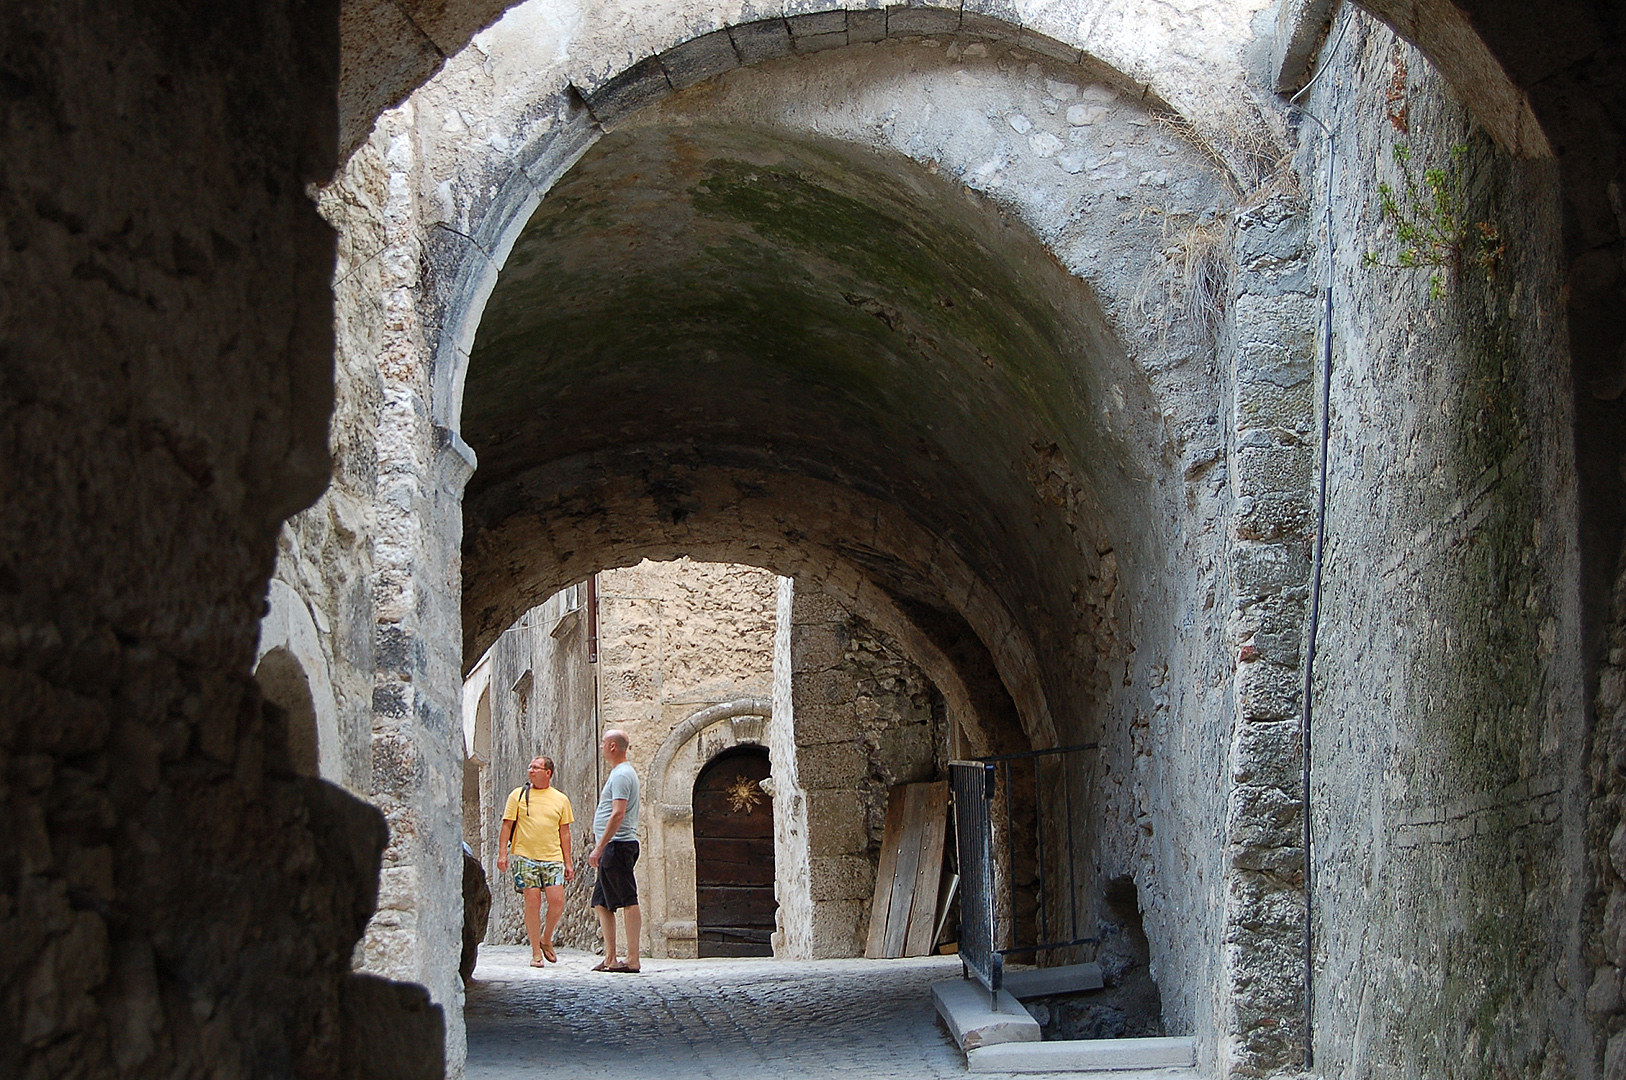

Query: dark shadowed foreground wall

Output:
[0, 2, 441, 1077]
[1301, 12, 1587, 1077]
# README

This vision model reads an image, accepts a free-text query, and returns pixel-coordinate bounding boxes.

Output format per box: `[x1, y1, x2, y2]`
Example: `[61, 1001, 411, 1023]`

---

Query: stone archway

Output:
[255, 579, 342, 782]
[361, 14, 1263, 1071]
[9, 1, 1618, 1080]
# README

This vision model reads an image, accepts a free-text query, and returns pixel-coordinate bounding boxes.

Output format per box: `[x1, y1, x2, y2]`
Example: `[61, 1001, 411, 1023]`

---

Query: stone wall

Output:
[0, 2, 445, 1079]
[591, 559, 779, 957]
[1215, 191, 1320, 1076]
[8, 3, 1616, 1080]
[463, 559, 781, 959]
[315, 102, 474, 1077]
[778, 585, 948, 958]
[467, 586, 599, 952]
[260, 130, 392, 793]
[467, 565, 954, 963]
[1591, 546, 1626, 1074]
[1299, 10, 1587, 1078]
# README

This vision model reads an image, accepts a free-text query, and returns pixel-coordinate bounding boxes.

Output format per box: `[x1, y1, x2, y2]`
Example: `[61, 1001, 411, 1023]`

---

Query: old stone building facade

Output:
[5, 2, 1625, 1080]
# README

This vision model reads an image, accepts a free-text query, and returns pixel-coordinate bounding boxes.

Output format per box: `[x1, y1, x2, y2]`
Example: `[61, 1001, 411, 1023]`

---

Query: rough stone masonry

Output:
[4, 1, 1624, 1080]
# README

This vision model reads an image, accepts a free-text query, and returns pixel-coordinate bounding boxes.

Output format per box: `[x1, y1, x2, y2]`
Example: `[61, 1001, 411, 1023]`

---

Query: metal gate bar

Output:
[950, 760, 1001, 996]
[956, 743, 1102, 981]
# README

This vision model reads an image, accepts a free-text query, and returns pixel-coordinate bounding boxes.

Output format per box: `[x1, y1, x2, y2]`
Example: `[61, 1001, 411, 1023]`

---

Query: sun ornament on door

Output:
[727, 775, 764, 814]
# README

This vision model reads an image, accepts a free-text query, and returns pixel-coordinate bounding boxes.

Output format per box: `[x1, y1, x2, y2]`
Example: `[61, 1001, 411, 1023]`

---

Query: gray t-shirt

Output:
[593, 761, 640, 843]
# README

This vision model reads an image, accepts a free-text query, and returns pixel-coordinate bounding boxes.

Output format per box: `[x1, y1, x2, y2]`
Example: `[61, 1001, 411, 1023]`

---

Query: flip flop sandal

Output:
[609, 962, 641, 973]
[530, 956, 546, 968]
[591, 960, 614, 972]
[541, 943, 557, 963]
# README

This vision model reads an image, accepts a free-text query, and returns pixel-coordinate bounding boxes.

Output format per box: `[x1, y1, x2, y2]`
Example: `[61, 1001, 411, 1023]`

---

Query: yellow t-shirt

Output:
[502, 785, 574, 862]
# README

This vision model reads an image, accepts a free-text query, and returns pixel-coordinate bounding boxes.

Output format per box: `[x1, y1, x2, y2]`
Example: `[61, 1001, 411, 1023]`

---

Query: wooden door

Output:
[693, 747, 776, 957]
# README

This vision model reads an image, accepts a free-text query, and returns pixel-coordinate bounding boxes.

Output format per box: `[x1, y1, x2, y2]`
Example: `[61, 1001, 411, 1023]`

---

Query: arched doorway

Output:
[693, 746, 776, 957]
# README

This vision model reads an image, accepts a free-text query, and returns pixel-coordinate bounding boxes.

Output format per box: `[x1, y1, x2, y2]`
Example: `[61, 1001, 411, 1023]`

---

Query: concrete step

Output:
[932, 978, 1042, 1050]
[1001, 962, 1105, 999]
[966, 1035, 1198, 1074]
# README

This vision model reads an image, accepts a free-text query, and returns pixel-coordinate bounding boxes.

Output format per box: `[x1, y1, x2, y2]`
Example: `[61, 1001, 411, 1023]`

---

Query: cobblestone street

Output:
[466, 946, 1068, 1079]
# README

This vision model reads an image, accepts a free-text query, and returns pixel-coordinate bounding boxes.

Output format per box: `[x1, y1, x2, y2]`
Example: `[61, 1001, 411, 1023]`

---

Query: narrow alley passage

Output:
[466, 947, 1095, 1080]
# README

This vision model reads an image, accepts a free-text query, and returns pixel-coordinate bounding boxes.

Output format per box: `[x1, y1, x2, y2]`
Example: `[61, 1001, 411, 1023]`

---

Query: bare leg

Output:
[541, 885, 564, 960]
[523, 887, 543, 964]
[595, 904, 618, 966]
[621, 905, 641, 970]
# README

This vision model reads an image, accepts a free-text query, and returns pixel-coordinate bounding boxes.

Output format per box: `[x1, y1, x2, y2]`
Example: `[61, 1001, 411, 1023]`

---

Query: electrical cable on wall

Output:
[1285, 9, 1349, 1066]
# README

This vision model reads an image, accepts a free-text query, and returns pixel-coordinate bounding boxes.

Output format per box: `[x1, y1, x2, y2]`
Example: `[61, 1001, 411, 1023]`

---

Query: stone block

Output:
[873, 722, 935, 778]
[1235, 375, 1313, 435]
[1232, 292, 1318, 387]
[791, 699, 858, 745]
[1606, 890, 1626, 963]
[659, 32, 741, 91]
[1230, 719, 1302, 789]
[1229, 781, 1302, 835]
[793, 30, 849, 51]
[797, 667, 858, 708]
[934, 978, 1041, 1051]
[1250, 622, 1303, 665]
[1235, 490, 1314, 541]
[806, 789, 869, 855]
[515, 94, 598, 189]
[338, 0, 444, 161]
[1018, 29, 1083, 64]
[797, 740, 867, 787]
[960, 7, 1023, 42]
[1238, 206, 1310, 266]
[1225, 867, 1306, 935]
[1608, 1029, 1626, 1080]
[1234, 441, 1313, 500]
[888, 4, 961, 37]
[1001, 962, 1104, 998]
[810, 899, 868, 957]
[848, 8, 888, 42]
[1588, 965, 1623, 1016]
[729, 19, 794, 64]
[1229, 839, 1305, 879]
[663, 918, 698, 940]
[1234, 655, 1302, 720]
[1270, 0, 1339, 95]
[809, 854, 874, 901]
[791, 621, 849, 671]
[340, 974, 445, 1080]
[1230, 541, 1310, 598]
[967, 1036, 1196, 1072]
[418, 223, 493, 361]
[788, 10, 847, 37]
[583, 57, 673, 127]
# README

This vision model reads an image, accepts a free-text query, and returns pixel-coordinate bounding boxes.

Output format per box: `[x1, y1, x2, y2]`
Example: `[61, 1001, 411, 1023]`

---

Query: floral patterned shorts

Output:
[511, 855, 565, 891]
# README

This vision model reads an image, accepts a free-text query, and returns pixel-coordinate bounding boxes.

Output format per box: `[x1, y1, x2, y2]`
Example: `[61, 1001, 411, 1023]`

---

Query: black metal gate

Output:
[950, 760, 1000, 994]
[952, 744, 1100, 995]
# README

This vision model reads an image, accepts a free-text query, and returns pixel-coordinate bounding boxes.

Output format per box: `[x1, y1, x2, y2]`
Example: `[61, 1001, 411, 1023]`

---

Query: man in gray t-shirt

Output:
[588, 729, 642, 971]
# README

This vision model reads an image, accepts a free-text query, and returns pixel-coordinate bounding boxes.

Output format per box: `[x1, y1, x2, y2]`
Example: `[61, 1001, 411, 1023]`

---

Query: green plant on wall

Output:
[1363, 143, 1504, 301]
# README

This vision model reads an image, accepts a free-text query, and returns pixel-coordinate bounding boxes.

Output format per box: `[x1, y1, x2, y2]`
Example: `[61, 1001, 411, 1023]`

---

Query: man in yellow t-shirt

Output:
[496, 756, 575, 966]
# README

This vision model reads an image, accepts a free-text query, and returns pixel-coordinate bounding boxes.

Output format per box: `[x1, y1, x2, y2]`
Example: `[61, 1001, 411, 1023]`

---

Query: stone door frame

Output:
[644, 697, 773, 958]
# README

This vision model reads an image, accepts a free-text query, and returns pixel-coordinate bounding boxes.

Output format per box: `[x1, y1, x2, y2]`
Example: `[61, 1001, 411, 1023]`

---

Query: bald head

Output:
[601, 729, 629, 764]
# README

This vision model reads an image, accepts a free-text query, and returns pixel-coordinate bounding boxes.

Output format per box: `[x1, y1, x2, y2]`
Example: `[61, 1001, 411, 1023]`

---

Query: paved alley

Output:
[466, 946, 1079, 1080]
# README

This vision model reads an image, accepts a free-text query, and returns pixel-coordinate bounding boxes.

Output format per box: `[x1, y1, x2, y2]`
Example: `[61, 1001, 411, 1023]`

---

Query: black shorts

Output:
[591, 840, 639, 911]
